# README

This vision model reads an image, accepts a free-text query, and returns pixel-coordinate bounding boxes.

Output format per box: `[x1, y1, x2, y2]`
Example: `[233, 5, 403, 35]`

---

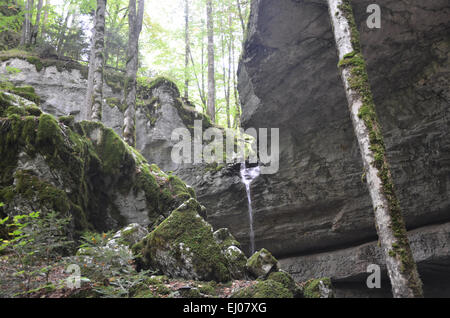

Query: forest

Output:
[0, 0, 448, 300]
[1, 0, 249, 130]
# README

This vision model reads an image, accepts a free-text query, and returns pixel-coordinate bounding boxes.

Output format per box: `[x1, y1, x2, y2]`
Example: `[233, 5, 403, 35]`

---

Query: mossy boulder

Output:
[0, 90, 194, 236]
[106, 223, 149, 248]
[302, 277, 334, 298]
[246, 248, 279, 279]
[231, 279, 293, 298]
[134, 198, 231, 282]
[267, 270, 302, 298]
[213, 228, 247, 280]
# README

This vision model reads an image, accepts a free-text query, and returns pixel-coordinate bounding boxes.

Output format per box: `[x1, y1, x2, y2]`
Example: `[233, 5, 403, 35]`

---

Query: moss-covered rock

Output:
[231, 279, 293, 298]
[267, 270, 302, 298]
[302, 277, 334, 298]
[0, 101, 194, 236]
[213, 228, 247, 280]
[246, 248, 279, 279]
[134, 198, 231, 282]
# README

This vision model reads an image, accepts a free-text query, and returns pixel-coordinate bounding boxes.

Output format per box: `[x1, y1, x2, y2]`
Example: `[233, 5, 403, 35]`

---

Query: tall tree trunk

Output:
[226, 9, 232, 128]
[236, 0, 245, 33]
[85, 13, 96, 120]
[30, 0, 43, 45]
[327, 0, 423, 298]
[20, 0, 32, 45]
[188, 49, 206, 109]
[201, 18, 206, 112]
[87, 0, 106, 122]
[41, 0, 49, 41]
[232, 35, 240, 129]
[123, 0, 145, 146]
[206, 0, 215, 123]
[184, 0, 190, 100]
[57, 9, 71, 58]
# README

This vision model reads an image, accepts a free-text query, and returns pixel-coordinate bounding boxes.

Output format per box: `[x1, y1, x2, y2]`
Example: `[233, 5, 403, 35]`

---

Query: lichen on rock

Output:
[0, 89, 194, 236]
[246, 248, 279, 279]
[133, 198, 231, 282]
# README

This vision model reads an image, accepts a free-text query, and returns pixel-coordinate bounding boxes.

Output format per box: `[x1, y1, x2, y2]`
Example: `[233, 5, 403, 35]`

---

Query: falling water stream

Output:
[240, 162, 261, 255]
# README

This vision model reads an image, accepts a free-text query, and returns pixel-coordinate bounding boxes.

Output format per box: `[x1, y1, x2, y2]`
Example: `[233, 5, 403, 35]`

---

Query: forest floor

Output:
[0, 253, 256, 298]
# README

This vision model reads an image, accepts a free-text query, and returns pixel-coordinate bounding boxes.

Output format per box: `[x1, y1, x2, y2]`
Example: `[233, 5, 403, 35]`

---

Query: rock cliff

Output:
[236, 0, 450, 296]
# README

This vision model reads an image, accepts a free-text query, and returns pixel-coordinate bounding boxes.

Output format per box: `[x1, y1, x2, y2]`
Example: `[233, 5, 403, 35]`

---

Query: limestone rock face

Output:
[0, 58, 123, 124]
[134, 199, 232, 282]
[0, 59, 209, 176]
[235, 0, 450, 296]
[0, 92, 193, 234]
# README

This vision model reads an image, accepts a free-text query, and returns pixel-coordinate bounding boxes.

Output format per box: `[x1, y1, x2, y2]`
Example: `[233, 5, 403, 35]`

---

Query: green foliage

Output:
[0, 81, 41, 104]
[232, 279, 293, 298]
[0, 210, 72, 296]
[72, 229, 156, 298]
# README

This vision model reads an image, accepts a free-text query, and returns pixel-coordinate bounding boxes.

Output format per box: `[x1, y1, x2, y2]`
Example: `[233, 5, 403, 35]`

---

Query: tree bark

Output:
[327, 0, 423, 298]
[41, 0, 49, 41]
[236, 0, 245, 33]
[20, 0, 32, 45]
[30, 0, 44, 45]
[206, 0, 215, 123]
[184, 0, 190, 100]
[123, 0, 145, 146]
[232, 33, 240, 129]
[188, 48, 206, 109]
[56, 8, 71, 58]
[85, 20, 96, 120]
[88, 0, 107, 122]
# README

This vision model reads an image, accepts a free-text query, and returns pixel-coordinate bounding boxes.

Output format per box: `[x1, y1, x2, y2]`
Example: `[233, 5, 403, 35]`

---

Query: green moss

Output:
[0, 82, 41, 105]
[0, 50, 88, 79]
[303, 278, 332, 298]
[132, 288, 156, 298]
[37, 113, 64, 150]
[6, 105, 27, 117]
[105, 97, 126, 112]
[58, 115, 75, 128]
[141, 198, 231, 282]
[14, 170, 71, 214]
[337, 0, 361, 53]
[232, 280, 293, 298]
[167, 174, 191, 202]
[337, 0, 422, 297]
[25, 105, 42, 116]
[198, 282, 218, 296]
[267, 271, 298, 296]
[0, 92, 13, 114]
[26, 56, 44, 72]
[246, 248, 278, 278]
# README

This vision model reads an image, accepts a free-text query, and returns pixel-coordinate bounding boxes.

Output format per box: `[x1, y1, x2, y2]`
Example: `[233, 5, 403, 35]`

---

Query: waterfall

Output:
[240, 162, 260, 255]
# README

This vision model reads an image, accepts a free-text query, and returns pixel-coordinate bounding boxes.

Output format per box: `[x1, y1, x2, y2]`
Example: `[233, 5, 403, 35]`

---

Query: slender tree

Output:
[206, 0, 215, 123]
[85, 13, 96, 120]
[88, 0, 107, 122]
[41, 0, 49, 41]
[327, 0, 423, 298]
[30, 0, 44, 45]
[20, 0, 32, 45]
[56, 7, 72, 58]
[122, 0, 145, 146]
[184, 0, 190, 100]
[236, 0, 245, 33]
